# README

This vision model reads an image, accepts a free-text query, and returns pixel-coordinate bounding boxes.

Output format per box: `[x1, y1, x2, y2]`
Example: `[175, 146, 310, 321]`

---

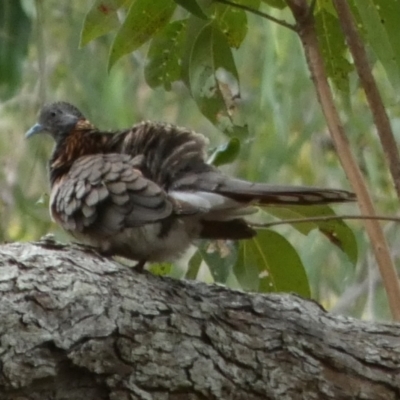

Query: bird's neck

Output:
[49, 128, 110, 184]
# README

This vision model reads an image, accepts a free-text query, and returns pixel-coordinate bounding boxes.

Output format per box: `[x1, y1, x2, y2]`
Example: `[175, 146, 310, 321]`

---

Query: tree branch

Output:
[333, 0, 400, 201]
[285, 0, 400, 321]
[252, 213, 400, 228]
[0, 240, 399, 399]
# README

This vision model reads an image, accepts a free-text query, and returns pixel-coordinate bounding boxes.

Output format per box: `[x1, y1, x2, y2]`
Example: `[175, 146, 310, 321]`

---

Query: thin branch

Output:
[286, 0, 400, 321]
[333, 0, 400, 201]
[213, 0, 297, 31]
[252, 214, 400, 228]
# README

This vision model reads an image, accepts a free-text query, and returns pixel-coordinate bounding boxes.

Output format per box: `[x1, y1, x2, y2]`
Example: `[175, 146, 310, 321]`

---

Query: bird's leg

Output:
[134, 259, 147, 272]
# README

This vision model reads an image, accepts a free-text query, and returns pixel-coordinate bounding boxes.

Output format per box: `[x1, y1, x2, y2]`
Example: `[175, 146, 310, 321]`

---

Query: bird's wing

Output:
[106, 121, 212, 187]
[50, 153, 175, 234]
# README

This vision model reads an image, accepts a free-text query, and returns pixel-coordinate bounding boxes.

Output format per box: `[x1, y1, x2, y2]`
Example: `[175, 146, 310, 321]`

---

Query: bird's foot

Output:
[134, 260, 147, 272]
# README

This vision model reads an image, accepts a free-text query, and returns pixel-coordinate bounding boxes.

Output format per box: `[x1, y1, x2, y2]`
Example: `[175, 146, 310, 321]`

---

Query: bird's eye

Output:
[50, 111, 56, 118]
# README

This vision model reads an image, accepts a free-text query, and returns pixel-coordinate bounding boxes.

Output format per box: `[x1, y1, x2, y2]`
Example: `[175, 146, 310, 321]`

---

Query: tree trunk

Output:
[0, 239, 399, 400]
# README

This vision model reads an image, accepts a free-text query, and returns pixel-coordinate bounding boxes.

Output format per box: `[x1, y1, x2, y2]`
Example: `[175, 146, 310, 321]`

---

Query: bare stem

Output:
[286, 0, 400, 321]
[333, 0, 400, 201]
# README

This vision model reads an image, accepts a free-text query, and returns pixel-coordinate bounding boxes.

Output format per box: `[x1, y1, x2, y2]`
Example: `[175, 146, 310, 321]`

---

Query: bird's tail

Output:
[172, 173, 355, 240]
[173, 172, 356, 206]
[215, 178, 356, 206]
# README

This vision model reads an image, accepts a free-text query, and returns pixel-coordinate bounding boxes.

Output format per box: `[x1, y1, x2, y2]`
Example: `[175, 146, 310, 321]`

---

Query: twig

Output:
[213, 0, 296, 31]
[286, 0, 400, 321]
[252, 214, 400, 228]
[333, 0, 400, 202]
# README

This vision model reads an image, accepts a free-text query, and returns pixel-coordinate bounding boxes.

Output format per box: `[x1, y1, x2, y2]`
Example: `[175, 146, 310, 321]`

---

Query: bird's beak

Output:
[25, 123, 45, 138]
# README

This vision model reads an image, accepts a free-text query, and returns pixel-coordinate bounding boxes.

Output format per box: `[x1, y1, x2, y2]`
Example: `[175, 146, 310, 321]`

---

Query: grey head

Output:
[25, 102, 85, 142]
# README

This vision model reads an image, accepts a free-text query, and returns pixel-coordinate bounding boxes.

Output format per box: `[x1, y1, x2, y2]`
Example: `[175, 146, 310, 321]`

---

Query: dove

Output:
[26, 102, 355, 268]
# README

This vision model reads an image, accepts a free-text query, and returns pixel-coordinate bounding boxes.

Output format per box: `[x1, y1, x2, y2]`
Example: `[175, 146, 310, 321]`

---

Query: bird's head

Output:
[25, 102, 86, 142]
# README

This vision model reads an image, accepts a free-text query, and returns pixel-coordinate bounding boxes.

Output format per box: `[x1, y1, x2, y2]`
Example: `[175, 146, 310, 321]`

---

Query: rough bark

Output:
[0, 239, 399, 400]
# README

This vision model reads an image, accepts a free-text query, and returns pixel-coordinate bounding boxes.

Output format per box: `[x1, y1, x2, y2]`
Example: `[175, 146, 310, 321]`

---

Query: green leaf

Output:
[264, 205, 358, 264]
[241, 0, 261, 8]
[316, 0, 337, 14]
[108, 0, 176, 70]
[208, 137, 241, 166]
[315, 6, 353, 93]
[80, 0, 130, 47]
[234, 230, 311, 297]
[188, 23, 248, 137]
[145, 20, 187, 90]
[352, 0, 400, 91]
[148, 262, 173, 276]
[260, 0, 286, 9]
[199, 240, 238, 283]
[186, 250, 203, 280]
[215, 3, 248, 48]
[173, 0, 208, 19]
[0, 0, 31, 100]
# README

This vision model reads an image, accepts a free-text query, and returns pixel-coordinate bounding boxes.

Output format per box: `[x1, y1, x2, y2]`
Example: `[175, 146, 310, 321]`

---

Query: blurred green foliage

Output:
[1, 0, 400, 321]
[0, 1, 31, 99]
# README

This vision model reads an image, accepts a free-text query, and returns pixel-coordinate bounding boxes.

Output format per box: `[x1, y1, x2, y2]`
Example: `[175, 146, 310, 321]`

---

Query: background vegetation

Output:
[1, 0, 399, 320]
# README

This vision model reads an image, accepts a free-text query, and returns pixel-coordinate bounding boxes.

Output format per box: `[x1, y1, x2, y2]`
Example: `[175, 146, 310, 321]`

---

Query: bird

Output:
[25, 101, 355, 269]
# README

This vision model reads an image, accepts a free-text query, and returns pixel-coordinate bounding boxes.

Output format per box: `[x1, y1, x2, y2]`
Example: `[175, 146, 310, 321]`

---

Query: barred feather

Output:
[27, 102, 356, 262]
